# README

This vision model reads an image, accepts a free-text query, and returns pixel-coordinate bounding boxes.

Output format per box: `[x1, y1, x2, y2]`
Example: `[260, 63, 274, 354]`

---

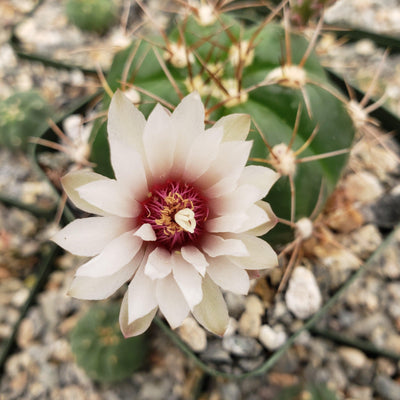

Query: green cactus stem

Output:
[70, 302, 148, 382]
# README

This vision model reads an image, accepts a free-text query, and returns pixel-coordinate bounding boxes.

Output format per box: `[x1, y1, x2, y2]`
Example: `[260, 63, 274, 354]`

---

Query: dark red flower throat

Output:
[139, 180, 209, 251]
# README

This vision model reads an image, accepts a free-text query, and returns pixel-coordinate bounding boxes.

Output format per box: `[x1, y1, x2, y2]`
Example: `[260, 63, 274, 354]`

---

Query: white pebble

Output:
[285, 266, 322, 319]
[258, 325, 287, 351]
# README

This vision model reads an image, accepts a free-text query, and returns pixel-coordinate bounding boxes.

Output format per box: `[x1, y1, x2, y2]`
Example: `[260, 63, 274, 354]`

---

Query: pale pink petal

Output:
[143, 104, 175, 181]
[182, 127, 223, 182]
[128, 265, 158, 322]
[213, 113, 251, 141]
[68, 248, 144, 300]
[134, 223, 156, 241]
[207, 256, 250, 295]
[235, 202, 273, 234]
[196, 141, 252, 193]
[172, 92, 205, 172]
[202, 234, 248, 257]
[75, 231, 142, 277]
[156, 274, 190, 329]
[201, 175, 239, 198]
[238, 165, 280, 199]
[144, 247, 173, 280]
[77, 179, 140, 218]
[172, 253, 203, 309]
[228, 234, 278, 270]
[109, 139, 148, 200]
[181, 245, 208, 276]
[243, 201, 278, 236]
[192, 274, 229, 336]
[205, 214, 247, 233]
[108, 90, 146, 155]
[209, 184, 259, 215]
[61, 170, 111, 216]
[120, 291, 157, 338]
[52, 216, 130, 257]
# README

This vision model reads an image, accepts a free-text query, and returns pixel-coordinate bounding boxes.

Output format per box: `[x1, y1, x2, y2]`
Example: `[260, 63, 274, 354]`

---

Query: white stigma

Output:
[174, 208, 196, 233]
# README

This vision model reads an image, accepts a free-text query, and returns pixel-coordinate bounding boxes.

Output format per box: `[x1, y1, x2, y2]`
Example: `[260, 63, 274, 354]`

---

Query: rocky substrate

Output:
[2, 0, 400, 399]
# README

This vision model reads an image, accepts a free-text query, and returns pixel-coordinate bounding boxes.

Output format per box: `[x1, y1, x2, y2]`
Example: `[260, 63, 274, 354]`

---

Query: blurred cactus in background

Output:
[70, 303, 148, 382]
[65, 0, 118, 34]
[0, 91, 51, 151]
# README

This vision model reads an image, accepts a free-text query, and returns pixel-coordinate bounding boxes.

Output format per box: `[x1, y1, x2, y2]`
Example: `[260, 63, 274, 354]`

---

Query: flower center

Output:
[139, 180, 209, 251]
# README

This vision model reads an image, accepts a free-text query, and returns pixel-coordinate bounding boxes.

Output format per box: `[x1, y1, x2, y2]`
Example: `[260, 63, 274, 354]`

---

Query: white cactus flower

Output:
[53, 91, 279, 337]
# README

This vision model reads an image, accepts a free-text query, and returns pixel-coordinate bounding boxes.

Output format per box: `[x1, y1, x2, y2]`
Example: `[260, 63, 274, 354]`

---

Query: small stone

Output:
[374, 375, 400, 400]
[220, 382, 241, 400]
[224, 292, 246, 319]
[178, 317, 207, 352]
[355, 39, 376, 56]
[347, 385, 373, 400]
[238, 311, 261, 338]
[222, 335, 263, 357]
[48, 339, 74, 363]
[224, 317, 238, 337]
[244, 295, 264, 315]
[9, 370, 28, 398]
[258, 325, 287, 351]
[285, 266, 322, 320]
[11, 288, 29, 307]
[342, 224, 382, 260]
[386, 334, 400, 354]
[338, 346, 368, 369]
[344, 171, 384, 204]
[201, 340, 232, 363]
[377, 358, 396, 376]
[237, 355, 264, 371]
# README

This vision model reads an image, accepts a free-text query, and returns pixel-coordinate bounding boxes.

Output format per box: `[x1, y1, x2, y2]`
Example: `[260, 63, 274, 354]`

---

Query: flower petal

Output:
[144, 247, 173, 280]
[209, 184, 259, 216]
[134, 223, 156, 241]
[202, 234, 248, 257]
[77, 179, 140, 218]
[198, 141, 252, 196]
[182, 126, 223, 182]
[108, 90, 146, 155]
[156, 274, 190, 329]
[213, 113, 251, 141]
[120, 290, 157, 338]
[242, 201, 278, 236]
[109, 139, 148, 200]
[229, 234, 278, 270]
[172, 253, 203, 309]
[75, 231, 142, 277]
[52, 216, 130, 257]
[68, 248, 144, 300]
[171, 92, 205, 172]
[207, 256, 250, 295]
[128, 264, 158, 322]
[192, 274, 229, 336]
[205, 214, 247, 233]
[61, 169, 111, 216]
[238, 165, 280, 199]
[181, 245, 208, 276]
[143, 103, 175, 181]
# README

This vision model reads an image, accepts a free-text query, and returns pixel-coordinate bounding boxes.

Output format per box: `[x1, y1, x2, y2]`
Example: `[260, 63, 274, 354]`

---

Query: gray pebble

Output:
[222, 335, 263, 358]
[374, 375, 400, 400]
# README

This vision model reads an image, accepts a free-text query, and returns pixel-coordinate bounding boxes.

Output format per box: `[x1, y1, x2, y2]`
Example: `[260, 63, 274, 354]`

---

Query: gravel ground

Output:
[1, 1, 400, 399]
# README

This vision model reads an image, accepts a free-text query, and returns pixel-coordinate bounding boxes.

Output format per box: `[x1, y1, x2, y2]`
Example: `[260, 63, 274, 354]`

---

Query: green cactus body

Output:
[90, 12, 355, 245]
[0, 91, 51, 151]
[70, 303, 148, 382]
[65, 0, 117, 33]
